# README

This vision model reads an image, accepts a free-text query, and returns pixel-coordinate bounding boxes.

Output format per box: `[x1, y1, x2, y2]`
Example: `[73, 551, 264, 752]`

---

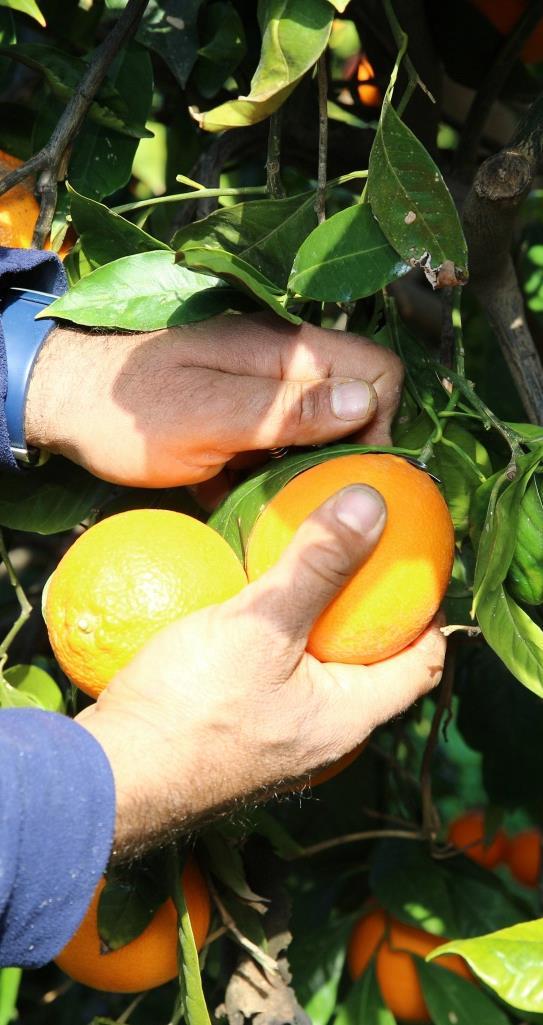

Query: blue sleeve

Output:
[0, 709, 115, 968]
[0, 248, 67, 471]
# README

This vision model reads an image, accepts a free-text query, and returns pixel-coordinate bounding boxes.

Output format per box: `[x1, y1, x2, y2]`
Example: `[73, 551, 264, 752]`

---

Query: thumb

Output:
[248, 484, 386, 651]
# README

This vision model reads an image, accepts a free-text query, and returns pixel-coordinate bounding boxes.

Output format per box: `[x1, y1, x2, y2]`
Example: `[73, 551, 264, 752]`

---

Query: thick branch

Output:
[0, 0, 149, 247]
[463, 144, 543, 424]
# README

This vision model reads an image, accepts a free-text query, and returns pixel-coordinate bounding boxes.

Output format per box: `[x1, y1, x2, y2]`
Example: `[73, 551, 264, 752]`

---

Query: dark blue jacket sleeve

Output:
[0, 709, 115, 968]
[0, 247, 67, 471]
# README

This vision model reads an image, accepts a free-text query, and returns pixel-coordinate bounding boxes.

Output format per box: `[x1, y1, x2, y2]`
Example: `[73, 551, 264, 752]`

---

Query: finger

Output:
[308, 616, 447, 750]
[237, 484, 387, 653]
[180, 366, 379, 454]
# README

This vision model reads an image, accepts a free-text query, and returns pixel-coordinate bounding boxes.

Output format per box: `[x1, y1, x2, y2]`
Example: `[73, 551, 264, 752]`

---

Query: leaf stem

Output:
[315, 55, 328, 224]
[266, 109, 285, 199]
[0, 530, 32, 667]
[113, 185, 268, 215]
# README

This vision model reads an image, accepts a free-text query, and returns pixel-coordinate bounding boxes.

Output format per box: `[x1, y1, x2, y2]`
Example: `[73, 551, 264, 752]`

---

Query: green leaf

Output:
[370, 839, 525, 939]
[0, 44, 152, 137]
[179, 247, 302, 323]
[417, 957, 510, 1025]
[169, 850, 212, 1025]
[243, 808, 304, 860]
[106, 0, 203, 88]
[475, 584, 543, 698]
[99, 857, 170, 951]
[193, 1, 246, 98]
[0, 0, 44, 25]
[4, 664, 64, 713]
[334, 964, 396, 1025]
[0, 968, 21, 1025]
[68, 184, 171, 267]
[194, 0, 333, 131]
[289, 203, 410, 302]
[0, 457, 111, 534]
[209, 443, 403, 561]
[290, 917, 355, 1025]
[42, 251, 236, 331]
[172, 192, 317, 290]
[429, 919, 543, 1014]
[201, 830, 266, 905]
[367, 100, 468, 285]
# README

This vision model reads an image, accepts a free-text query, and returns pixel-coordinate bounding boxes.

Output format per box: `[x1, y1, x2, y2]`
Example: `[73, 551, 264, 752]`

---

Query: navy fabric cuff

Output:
[0, 709, 115, 968]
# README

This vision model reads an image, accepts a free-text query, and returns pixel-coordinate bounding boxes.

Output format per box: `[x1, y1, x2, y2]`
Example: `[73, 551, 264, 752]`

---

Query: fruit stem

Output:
[0, 530, 32, 667]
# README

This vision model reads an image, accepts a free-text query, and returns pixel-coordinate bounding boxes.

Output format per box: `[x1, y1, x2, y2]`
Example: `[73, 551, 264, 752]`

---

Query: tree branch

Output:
[0, 0, 149, 248]
[266, 109, 285, 199]
[315, 56, 328, 224]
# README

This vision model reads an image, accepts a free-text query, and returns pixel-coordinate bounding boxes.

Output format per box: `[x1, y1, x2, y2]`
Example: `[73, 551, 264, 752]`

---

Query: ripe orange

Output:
[470, 0, 543, 63]
[447, 810, 509, 869]
[45, 509, 247, 698]
[506, 829, 541, 887]
[246, 454, 454, 665]
[348, 907, 472, 1023]
[55, 858, 210, 993]
[0, 149, 74, 255]
[357, 55, 382, 107]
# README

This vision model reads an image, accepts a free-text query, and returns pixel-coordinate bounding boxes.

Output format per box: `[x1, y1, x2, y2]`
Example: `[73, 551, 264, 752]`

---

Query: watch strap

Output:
[1, 286, 59, 465]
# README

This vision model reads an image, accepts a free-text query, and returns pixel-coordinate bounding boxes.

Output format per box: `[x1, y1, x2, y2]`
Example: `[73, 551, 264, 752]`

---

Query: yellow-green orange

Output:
[246, 454, 454, 665]
[55, 858, 210, 993]
[45, 509, 247, 698]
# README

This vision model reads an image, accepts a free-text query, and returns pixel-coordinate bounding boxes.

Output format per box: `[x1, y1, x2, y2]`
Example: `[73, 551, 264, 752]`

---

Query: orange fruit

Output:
[45, 509, 247, 698]
[470, 0, 543, 63]
[55, 857, 210, 993]
[357, 55, 382, 107]
[448, 810, 509, 869]
[0, 149, 74, 255]
[348, 907, 473, 1023]
[246, 454, 454, 665]
[507, 829, 541, 887]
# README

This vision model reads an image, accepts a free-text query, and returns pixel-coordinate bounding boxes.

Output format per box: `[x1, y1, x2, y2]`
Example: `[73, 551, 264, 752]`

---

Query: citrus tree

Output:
[2, 1, 543, 1024]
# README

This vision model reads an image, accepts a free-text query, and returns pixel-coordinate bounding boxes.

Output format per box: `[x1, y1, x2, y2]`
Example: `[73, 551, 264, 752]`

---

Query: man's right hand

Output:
[77, 484, 445, 860]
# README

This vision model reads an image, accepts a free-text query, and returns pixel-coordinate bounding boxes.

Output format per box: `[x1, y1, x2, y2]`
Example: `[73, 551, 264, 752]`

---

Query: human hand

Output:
[76, 484, 445, 861]
[25, 313, 403, 488]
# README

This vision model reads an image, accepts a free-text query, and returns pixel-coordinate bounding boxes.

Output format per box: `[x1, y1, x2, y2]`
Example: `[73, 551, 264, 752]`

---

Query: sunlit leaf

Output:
[68, 184, 171, 267]
[417, 958, 509, 1025]
[0, 0, 44, 26]
[179, 246, 302, 323]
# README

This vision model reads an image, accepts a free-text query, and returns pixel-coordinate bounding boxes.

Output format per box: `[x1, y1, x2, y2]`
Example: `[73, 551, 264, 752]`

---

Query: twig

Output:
[0, 530, 32, 668]
[455, 0, 543, 181]
[315, 56, 328, 224]
[207, 877, 280, 977]
[114, 185, 268, 215]
[266, 109, 285, 199]
[0, 0, 149, 247]
[382, 0, 435, 109]
[420, 640, 456, 841]
[290, 828, 424, 860]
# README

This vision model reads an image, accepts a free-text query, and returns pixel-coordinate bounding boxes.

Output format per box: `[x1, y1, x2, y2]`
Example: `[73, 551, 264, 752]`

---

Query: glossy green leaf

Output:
[334, 964, 396, 1025]
[0, 44, 152, 137]
[0, 968, 21, 1025]
[475, 583, 543, 698]
[43, 251, 235, 331]
[173, 192, 317, 289]
[106, 0, 203, 88]
[0, 457, 111, 534]
[209, 443, 403, 561]
[288, 918, 355, 1025]
[169, 851, 212, 1025]
[289, 202, 410, 302]
[367, 101, 468, 284]
[179, 247, 302, 323]
[4, 664, 64, 713]
[0, 0, 44, 25]
[429, 919, 543, 1013]
[195, 0, 333, 131]
[417, 958, 509, 1025]
[193, 2, 246, 98]
[68, 184, 171, 268]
